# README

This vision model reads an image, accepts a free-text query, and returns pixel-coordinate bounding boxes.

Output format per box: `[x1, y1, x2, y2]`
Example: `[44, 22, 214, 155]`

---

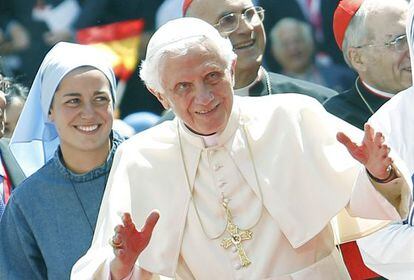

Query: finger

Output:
[379, 145, 391, 158]
[114, 225, 123, 234]
[113, 234, 123, 246]
[382, 157, 393, 167]
[373, 132, 384, 148]
[363, 123, 375, 143]
[122, 213, 134, 227]
[362, 124, 374, 149]
[109, 234, 123, 249]
[141, 211, 160, 237]
[337, 132, 357, 150]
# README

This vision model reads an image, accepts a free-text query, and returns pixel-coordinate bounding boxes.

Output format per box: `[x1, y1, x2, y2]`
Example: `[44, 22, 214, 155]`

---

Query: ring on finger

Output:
[109, 237, 122, 249]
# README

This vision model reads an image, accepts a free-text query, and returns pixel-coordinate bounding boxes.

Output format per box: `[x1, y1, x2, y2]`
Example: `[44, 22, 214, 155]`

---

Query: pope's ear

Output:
[148, 87, 171, 110]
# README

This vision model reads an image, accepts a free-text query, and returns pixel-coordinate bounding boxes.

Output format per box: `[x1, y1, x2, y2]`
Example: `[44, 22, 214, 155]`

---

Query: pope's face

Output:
[156, 43, 234, 136]
[187, 0, 266, 73]
[49, 67, 114, 156]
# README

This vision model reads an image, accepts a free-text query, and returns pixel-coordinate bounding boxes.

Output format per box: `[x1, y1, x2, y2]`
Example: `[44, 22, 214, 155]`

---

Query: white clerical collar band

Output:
[361, 80, 395, 99]
[178, 99, 241, 149]
[234, 67, 263, 97]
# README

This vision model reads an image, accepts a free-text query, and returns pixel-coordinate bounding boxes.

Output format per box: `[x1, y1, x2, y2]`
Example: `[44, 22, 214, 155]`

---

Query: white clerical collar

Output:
[234, 68, 263, 97]
[361, 81, 395, 98]
[178, 98, 241, 149]
[201, 134, 219, 147]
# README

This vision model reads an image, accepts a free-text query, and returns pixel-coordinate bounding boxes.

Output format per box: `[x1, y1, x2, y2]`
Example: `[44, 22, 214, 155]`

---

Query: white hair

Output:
[140, 17, 236, 93]
[270, 18, 314, 52]
[342, 0, 409, 67]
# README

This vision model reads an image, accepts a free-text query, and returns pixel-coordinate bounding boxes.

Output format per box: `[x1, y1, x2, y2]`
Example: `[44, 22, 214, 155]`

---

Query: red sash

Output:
[340, 241, 380, 279]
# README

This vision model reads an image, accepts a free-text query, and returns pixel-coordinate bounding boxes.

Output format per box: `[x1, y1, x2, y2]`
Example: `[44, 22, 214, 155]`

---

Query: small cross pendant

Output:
[220, 200, 253, 267]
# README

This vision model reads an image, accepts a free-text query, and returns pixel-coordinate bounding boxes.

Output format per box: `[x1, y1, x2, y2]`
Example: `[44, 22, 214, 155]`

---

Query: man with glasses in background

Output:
[325, 0, 411, 130]
[325, 1, 410, 279]
[182, 0, 337, 103]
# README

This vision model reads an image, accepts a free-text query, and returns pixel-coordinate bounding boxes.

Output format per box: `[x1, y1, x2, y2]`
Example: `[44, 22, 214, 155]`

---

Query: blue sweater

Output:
[0, 131, 124, 280]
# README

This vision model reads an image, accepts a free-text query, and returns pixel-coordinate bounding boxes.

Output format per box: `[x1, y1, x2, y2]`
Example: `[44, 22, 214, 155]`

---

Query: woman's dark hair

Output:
[0, 75, 28, 104]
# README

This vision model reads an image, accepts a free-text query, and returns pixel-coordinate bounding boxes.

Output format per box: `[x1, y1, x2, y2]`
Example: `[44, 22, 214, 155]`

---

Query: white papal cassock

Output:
[72, 95, 411, 280]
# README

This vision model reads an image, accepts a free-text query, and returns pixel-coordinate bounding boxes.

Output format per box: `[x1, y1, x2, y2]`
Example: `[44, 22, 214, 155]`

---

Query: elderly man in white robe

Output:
[72, 17, 412, 280]
[356, 0, 414, 278]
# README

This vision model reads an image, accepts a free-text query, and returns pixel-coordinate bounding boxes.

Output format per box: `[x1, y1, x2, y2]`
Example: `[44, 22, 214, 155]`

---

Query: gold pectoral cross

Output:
[220, 200, 253, 267]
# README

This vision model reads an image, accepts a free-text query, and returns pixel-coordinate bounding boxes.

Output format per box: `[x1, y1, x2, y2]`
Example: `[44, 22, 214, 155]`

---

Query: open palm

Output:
[337, 124, 393, 180]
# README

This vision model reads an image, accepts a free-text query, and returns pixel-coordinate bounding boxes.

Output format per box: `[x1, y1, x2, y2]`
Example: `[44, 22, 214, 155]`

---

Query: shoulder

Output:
[369, 87, 414, 134]
[11, 158, 59, 202]
[236, 94, 326, 123]
[114, 120, 177, 157]
[324, 88, 359, 109]
[375, 86, 414, 114]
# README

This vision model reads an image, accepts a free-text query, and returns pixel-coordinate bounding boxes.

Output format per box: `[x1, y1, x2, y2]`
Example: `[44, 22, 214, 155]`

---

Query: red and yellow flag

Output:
[76, 19, 145, 81]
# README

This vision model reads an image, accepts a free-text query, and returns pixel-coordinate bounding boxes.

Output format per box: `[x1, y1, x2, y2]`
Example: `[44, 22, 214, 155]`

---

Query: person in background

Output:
[0, 76, 25, 218]
[0, 19, 29, 77]
[183, 0, 337, 102]
[270, 17, 355, 92]
[2, 77, 28, 138]
[0, 42, 125, 279]
[324, 0, 411, 130]
[157, 0, 339, 123]
[258, 0, 342, 72]
[0, 0, 81, 86]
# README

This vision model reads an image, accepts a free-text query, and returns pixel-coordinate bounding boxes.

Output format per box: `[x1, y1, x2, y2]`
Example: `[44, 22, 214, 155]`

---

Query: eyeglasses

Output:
[354, 34, 408, 52]
[214, 6, 265, 35]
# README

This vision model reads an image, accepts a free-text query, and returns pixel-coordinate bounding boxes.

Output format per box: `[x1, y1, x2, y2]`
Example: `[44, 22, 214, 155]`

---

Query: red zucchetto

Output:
[333, 0, 364, 50]
[182, 0, 193, 16]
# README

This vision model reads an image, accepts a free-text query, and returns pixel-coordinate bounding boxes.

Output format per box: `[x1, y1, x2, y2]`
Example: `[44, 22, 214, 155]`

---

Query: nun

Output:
[0, 42, 124, 279]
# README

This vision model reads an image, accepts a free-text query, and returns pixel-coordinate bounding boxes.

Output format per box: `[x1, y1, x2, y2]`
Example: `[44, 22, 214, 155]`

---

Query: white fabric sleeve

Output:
[357, 220, 414, 279]
[347, 167, 411, 221]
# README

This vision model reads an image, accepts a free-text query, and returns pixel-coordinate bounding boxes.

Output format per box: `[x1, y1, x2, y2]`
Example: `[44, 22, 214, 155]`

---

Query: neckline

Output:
[53, 131, 123, 182]
[360, 79, 395, 98]
[178, 100, 241, 149]
[234, 67, 272, 97]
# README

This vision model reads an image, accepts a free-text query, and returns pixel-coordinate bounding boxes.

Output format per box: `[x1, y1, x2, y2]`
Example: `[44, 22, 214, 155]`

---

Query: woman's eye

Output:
[66, 98, 80, 105]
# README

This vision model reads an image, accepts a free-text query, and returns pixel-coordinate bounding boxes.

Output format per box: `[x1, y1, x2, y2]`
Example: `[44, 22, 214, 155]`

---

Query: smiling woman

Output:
[0, 42, 125, 279]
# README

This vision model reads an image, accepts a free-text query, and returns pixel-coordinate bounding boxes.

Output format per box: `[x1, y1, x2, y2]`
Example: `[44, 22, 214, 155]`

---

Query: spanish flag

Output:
[76, 19, 145, 82]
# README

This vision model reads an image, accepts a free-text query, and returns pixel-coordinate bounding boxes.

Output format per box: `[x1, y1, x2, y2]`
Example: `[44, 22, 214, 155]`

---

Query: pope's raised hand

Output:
[337, 123, 394, 181]
[110, 211, 160, 280]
